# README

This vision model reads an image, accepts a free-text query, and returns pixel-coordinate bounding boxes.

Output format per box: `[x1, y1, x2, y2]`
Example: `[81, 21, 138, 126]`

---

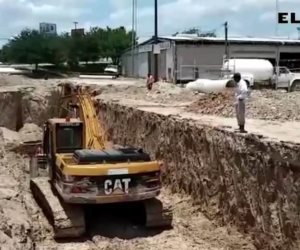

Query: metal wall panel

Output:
[138, 52, 148, 78]
[121, 41, 300, 80]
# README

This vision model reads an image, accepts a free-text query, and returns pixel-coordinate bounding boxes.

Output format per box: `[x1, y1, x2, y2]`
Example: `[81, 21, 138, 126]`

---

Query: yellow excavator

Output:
[29, 83, 172, 238]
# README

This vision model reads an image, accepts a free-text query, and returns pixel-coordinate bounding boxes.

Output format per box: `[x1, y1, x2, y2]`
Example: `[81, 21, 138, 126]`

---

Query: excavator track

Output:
[144, 198, 173, 228]
[30, 177, 86, 239]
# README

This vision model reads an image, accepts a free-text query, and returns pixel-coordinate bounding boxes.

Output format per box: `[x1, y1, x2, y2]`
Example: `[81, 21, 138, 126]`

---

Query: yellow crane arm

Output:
[58, 83, 106, 150]
[77, 93, 106, 150]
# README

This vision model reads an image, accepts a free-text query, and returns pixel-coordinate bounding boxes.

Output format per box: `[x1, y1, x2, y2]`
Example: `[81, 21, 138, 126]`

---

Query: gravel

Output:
[186, 88, 300, 121]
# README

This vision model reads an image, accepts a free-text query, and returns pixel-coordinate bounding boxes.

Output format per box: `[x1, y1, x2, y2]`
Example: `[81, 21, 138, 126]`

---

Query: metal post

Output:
[275, 0, 279, 36]
[131, 0, 135, 77]
[74, 22, 78, 30]
[275, 45, 280, 89]
[134, 0, 138, 77]
[154, 0, 159, 82]
[224, 22, 229, 59]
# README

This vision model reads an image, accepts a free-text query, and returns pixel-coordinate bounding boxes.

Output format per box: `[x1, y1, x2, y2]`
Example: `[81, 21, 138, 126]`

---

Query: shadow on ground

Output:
[85, 202, 168, 239]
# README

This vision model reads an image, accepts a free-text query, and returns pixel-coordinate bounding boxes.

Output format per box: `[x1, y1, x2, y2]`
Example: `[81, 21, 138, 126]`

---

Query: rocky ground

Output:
[186, 88, 300, 121]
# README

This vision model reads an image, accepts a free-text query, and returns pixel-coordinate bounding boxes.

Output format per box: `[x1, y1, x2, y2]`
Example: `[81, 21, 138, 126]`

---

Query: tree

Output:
[0, 25, 135, 69]
[44, 35, 68, 66]
[0, 45, 10, 62]
[182, 28, 199, 34]
[181, 27, 217, 37]
[4, 29, 46, 69]
[198, 31, 216, 37]
[104, 26, 137, 64]
[80, 31, 100, 63]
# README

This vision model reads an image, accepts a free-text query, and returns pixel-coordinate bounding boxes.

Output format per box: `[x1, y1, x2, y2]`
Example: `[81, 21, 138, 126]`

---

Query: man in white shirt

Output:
[233, 73, 248, 133]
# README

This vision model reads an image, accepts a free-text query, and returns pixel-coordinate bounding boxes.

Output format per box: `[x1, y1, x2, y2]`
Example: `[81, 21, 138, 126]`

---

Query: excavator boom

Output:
[77, 93, 105, 149]
[58, 83, 106, 150]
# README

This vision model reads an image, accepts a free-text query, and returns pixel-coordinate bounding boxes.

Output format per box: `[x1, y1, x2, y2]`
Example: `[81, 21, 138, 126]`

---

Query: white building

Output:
[121, 36, 300, 83]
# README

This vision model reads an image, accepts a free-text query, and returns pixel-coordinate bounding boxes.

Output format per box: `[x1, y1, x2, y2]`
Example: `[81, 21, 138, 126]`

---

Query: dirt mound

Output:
[186, 89, 235, 116]
[187, 89, 300, 121]
[19, 123, 42, 143]
[96, 81, 195, 105]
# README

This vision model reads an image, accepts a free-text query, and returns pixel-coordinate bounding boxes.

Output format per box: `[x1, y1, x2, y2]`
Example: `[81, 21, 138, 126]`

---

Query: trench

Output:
[0, 88, 300, 249]
[97, 100, 300, 250]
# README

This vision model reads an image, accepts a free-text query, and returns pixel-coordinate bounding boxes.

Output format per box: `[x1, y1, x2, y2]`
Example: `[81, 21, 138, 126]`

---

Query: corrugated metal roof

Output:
[159, 35, 300, 44]
[121, 35, 300, 56]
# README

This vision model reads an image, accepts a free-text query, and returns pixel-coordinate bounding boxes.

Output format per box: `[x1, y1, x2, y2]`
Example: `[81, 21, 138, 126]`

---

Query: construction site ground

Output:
[0, 74, 300, 250]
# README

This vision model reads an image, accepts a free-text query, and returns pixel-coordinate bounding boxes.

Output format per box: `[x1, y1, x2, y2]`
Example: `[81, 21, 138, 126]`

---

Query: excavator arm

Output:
[58, 83, 106, 150]
[77, 93, 106, 149]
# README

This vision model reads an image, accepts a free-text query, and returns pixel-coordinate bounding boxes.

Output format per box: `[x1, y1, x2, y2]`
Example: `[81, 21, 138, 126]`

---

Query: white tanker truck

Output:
[222, 59, 300, 91]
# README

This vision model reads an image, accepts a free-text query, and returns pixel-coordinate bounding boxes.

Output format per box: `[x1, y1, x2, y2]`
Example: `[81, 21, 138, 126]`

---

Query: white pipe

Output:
[79, 75, 115, 79]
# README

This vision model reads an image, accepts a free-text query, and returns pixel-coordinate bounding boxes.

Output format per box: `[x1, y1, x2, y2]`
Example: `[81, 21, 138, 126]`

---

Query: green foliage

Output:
[181, 27, 217, 37]
[0, 45, 10, 62]
[1, 26, 136, 70]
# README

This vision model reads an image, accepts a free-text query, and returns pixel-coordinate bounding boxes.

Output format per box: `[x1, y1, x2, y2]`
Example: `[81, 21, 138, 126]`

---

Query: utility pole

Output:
[224, 21, 229, 60]
[154, 0, 158, 82]
[275, 0, 279, 36]
[131, 0, 136, 77]
[73, 22, 78, 30]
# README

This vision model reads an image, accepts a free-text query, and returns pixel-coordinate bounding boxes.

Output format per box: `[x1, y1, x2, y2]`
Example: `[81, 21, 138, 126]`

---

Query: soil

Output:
[186, 88, 300, 121]
[1, 74, 300, 249]
[0, 126, 255, 250]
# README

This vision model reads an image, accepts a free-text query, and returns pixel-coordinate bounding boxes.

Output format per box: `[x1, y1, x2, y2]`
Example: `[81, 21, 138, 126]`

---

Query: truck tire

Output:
[291, 80, 300, 92]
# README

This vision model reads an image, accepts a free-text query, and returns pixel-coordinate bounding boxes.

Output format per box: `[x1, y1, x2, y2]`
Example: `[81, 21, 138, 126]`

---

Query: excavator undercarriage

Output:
[30, 158, 172, 238]
[29, 83, 172, 239]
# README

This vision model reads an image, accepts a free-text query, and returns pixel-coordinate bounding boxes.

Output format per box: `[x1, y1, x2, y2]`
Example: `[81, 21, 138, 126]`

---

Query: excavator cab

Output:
[31, 118, 84, 177]
[43, 118, 83, 155]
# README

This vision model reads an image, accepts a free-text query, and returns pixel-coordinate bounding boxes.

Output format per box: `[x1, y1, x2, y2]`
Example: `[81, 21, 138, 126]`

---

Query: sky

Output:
[0, 0, 300, 47]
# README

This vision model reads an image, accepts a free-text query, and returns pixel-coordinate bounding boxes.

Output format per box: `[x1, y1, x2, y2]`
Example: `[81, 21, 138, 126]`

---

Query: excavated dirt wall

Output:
[0, 88, 60, 131]
[98, 100, 300, 250]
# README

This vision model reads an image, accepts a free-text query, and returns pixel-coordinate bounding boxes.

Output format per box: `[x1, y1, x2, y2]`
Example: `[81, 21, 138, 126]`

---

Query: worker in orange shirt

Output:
[146, 73, 154, 90]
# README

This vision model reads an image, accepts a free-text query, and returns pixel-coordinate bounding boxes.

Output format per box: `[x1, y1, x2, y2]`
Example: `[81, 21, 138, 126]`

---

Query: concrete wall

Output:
[230, 44, 277, 59]
[121, 53, 131, 76]
[166, 45, 174, 82]
[137, 52, 148, 78]
[176, 44, 224, 81]
[120, 50, 142, 77]
[121, 42, 173, 80]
